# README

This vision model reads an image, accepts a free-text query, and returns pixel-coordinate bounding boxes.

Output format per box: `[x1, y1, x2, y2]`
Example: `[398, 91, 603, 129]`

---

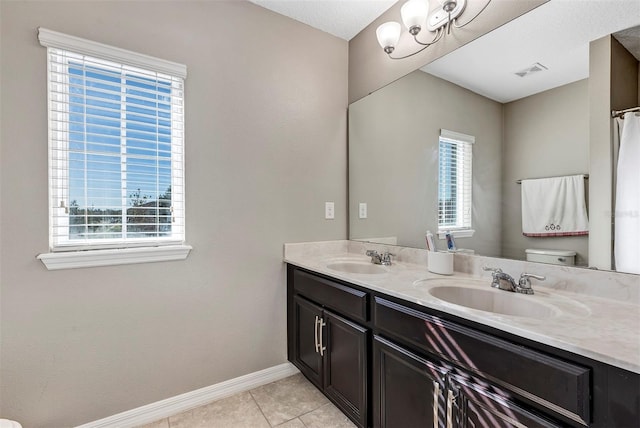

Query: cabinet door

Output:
[450, 374, 562, 428]
[323, 310, 369, 428]
[373, 335, 447, 428]
[373, 297, 590, 425]
[292, 295, 323, 388]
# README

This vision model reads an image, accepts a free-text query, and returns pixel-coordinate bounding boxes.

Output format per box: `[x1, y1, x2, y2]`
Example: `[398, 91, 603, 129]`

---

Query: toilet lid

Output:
[525, 249, 577, 257]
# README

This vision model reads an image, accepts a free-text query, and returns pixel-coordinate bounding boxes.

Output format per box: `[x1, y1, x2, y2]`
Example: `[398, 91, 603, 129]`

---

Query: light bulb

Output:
[376, 22, 401, 54]
[401, 0, 429, 35]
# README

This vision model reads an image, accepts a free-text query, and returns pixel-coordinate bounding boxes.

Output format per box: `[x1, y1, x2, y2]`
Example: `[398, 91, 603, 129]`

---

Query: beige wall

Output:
[349, 70, 503, 256]
[501, 80, 589, 264]
[589, 36, 614, 270]
[0, 2, 347, 426]
[347, 0, 547, 104]
[611, 37, 639, 111]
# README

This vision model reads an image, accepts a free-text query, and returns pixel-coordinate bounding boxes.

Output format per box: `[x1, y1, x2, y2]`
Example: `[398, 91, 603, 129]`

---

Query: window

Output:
[37, 28, 190, 269]
[438, 129, 474, 236]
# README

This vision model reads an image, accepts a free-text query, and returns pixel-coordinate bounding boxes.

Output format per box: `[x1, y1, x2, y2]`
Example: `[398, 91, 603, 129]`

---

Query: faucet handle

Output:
[482, 266, 503, 289]
[519, 273, 545, 283]
[381, 251, 394, 265]
[517, 273, 545, 294]
[366, 250, 383, 265]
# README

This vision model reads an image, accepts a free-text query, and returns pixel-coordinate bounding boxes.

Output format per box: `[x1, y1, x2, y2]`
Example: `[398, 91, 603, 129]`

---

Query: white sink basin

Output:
[414, 277, 487, 288]
[413, 278, 590, 319]
[413, 278, 558, 319]
[325, 261, 388, 275]
[427, 285, 559, 319]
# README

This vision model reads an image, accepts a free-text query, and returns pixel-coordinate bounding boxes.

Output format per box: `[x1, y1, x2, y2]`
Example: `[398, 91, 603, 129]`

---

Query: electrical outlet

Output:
[359, 202, 367, 219]
[325, 202, 335, 220]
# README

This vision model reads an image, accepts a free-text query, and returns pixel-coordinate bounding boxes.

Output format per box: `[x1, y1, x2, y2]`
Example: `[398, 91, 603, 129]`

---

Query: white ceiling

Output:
[422, 0, 640, 103]
[250, 0, 640, 103]
[248, 0, 397, 41]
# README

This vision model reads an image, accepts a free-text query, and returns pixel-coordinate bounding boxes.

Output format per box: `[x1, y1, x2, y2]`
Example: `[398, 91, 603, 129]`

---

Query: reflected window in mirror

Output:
[438, 129, 474, 238]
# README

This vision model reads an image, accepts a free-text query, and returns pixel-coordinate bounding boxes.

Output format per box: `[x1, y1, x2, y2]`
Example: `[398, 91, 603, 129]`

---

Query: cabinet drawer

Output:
[373, 297, 591, 426]
[293, 269, 368, 323]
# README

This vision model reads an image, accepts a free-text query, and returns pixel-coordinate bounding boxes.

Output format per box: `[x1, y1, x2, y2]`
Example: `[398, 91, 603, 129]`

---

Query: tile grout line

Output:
[249, 374, 326, 428]
[284, 382, 331, 426]
[248, 388, 276, 427]
[296, 402, 331, 421]
[298, 402, 357, 428]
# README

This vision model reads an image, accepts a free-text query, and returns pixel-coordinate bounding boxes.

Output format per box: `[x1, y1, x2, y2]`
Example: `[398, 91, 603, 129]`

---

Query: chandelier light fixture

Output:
[376, 0, 492, 60]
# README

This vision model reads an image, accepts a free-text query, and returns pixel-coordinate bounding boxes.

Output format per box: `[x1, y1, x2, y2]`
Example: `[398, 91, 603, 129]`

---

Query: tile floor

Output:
[137, 373, 356, 428]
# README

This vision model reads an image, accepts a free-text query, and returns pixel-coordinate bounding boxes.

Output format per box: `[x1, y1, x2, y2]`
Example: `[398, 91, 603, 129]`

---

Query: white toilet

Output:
[525, 249, 576, 266]
[0, 420, 22, 428]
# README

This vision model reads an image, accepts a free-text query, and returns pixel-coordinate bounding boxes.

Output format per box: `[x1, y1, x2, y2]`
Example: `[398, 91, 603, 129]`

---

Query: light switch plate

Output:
[325, 202, 335, 220]
[359, 202, 367, 219]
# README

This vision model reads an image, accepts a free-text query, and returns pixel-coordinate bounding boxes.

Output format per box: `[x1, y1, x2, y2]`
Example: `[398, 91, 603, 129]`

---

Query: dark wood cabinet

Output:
[373, 334, 563, 428]
[287, 264, 640, 428]
[373, 335, 447, 428]
[323, 311, 368, 425]
[372, 296, 590, 426]
[292, 295, 323, 387]
[289, 273, 368, 427]
[449, 373, 562, 428]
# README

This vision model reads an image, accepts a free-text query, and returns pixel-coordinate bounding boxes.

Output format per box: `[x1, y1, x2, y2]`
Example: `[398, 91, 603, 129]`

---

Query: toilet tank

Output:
[525, 249, 576, 266]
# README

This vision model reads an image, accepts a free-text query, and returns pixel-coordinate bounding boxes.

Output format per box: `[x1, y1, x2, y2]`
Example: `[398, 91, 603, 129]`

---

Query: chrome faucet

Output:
[482, 267, 545, 294]
[517, 273, 546, 295]
[483, 267, 517, 291]
[366, 250, 394, 265]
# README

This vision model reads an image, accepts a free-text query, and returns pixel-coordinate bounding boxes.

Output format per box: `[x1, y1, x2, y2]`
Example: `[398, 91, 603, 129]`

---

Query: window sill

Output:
[37, 244, 192, 270]
[437, 229, 475, 239]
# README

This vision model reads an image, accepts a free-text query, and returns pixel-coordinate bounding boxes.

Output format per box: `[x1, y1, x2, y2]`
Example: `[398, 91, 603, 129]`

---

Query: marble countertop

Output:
[284, 241, 640, 374]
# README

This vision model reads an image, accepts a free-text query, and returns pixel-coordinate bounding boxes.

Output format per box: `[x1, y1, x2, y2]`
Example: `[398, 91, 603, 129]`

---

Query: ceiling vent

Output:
[514, 62, 548, 78]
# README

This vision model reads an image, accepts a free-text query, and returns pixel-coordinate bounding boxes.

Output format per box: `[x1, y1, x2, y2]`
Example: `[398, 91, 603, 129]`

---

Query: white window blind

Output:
[39, 28, 186, 251]
[438, 129, 473, 232]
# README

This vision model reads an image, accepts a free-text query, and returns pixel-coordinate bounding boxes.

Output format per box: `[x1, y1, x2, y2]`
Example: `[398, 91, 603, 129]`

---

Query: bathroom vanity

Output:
[285, 241, 640, 428]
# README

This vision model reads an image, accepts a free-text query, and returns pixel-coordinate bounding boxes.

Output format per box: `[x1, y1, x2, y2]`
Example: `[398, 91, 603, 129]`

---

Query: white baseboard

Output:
[77, 362, 300, 428]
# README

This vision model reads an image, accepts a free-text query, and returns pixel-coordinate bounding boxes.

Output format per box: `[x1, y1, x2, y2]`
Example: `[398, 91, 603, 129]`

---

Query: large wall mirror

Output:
[349, 1, 640, 274]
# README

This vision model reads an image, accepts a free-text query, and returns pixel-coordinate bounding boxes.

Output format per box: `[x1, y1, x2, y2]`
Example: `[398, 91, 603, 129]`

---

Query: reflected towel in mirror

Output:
[521, 175, 588, 237]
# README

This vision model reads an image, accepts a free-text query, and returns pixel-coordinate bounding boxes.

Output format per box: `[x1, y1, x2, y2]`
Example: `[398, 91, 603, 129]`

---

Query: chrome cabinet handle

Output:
[314, 316, 320, 353]
[446, 389, 455, 428]
[318, 318, 326, 356]
[433, 381, 440, 428]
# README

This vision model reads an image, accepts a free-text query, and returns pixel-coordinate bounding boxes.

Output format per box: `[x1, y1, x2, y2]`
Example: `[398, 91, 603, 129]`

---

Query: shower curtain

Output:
[614, 111, 640, 274]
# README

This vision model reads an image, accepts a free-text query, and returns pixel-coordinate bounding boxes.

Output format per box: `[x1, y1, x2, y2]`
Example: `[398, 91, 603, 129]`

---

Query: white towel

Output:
[614, 112, 640, 274]
[521, 175, 588, 237]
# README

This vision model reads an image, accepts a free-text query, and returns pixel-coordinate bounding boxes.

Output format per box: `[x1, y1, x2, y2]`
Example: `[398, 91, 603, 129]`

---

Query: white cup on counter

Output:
[427, 251, 454, 275]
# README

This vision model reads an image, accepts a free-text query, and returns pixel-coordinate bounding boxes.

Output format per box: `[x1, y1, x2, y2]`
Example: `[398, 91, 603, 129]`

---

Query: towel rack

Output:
[516, 174, 589, 184]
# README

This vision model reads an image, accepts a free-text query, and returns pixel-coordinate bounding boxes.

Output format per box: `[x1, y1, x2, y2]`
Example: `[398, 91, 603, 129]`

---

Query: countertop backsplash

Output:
[284, 240, 639, 303]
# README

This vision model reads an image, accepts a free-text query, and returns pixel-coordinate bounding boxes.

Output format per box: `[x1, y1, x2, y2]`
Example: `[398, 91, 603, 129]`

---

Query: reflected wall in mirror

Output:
[349, 70, 504, 257]
[348, 2, 640, 274]
[349, 70, 588, 263]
